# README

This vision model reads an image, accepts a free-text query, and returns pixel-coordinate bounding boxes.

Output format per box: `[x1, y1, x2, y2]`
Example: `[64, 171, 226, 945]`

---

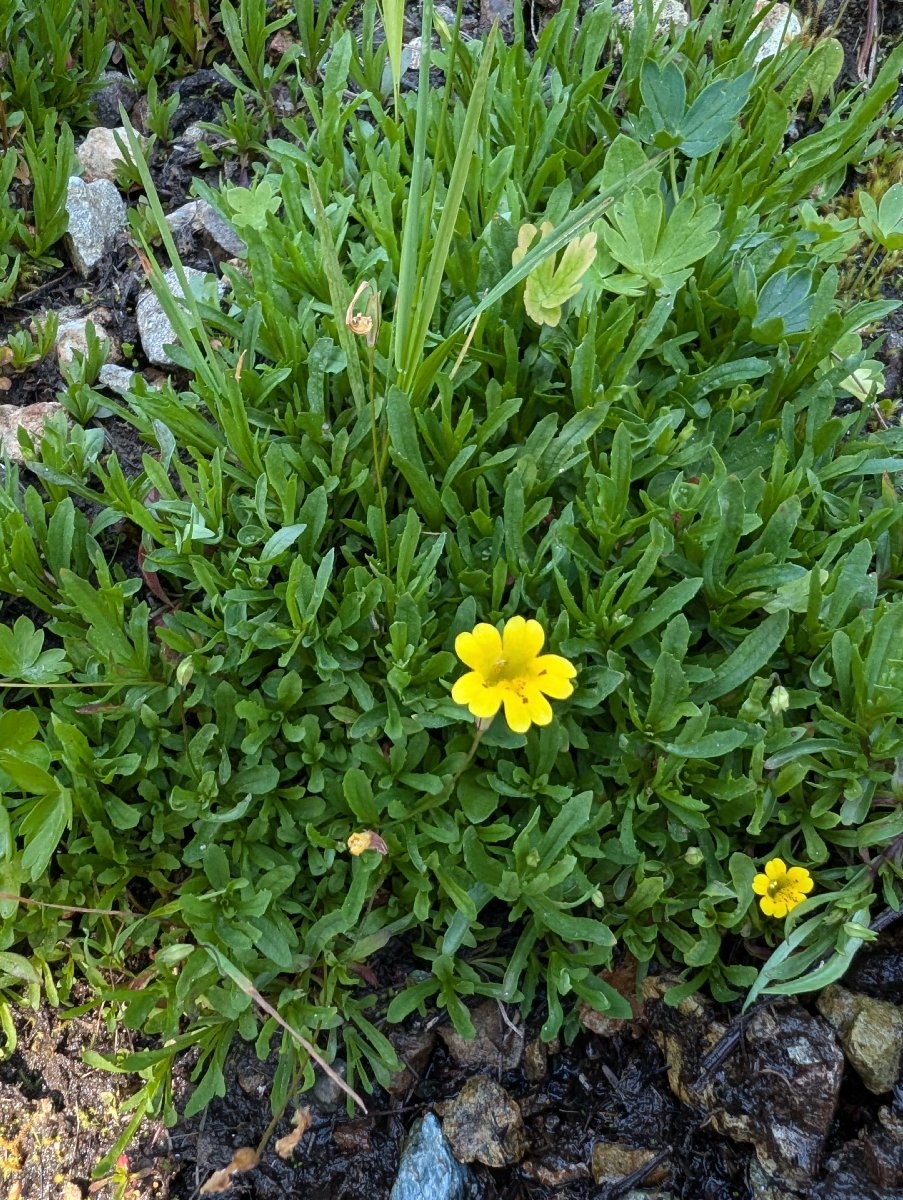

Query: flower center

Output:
[486, 657, 513, 686]
[767, 879, 785, 899]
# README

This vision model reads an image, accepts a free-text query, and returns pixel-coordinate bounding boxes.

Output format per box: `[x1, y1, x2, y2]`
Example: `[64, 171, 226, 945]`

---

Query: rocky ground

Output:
[3, 0, 903, 1197]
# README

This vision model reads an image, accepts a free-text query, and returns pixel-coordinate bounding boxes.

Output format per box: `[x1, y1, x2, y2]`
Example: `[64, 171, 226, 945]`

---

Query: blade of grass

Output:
[378, 0, 405, 114]
[397, 22, 499, 394]
[391, 0, 434, 377]
[201, 941, 367, 1112]
[306, 171, 368, 416]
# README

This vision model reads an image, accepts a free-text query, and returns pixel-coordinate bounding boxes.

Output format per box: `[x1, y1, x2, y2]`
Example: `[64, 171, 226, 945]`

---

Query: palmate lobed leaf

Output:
[513, 221, 598, 326]
[601, 187, 720, 292]
[0, 616, 69, 682]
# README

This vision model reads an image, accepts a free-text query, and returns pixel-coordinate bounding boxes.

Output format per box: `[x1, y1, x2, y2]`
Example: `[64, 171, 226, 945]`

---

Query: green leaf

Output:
[695, 611, 790, 703]
[680, 71, 754, 157]
[19, 790, 72, 881]
[0, 712, 39, 753]
[344, 769, 378, 824]
[259, 523, 308, 562]
[859, 183, 903, 251]
[386, 387, 444, 526]
[602, 188, 720, 292]
[203, 844, 231, 890]
[537, 792, 594, 872]
[0, 952, 40, 986]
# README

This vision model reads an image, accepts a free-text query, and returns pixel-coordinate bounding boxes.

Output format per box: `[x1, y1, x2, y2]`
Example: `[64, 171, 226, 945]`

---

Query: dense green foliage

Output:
[2, 0, 903, 1162]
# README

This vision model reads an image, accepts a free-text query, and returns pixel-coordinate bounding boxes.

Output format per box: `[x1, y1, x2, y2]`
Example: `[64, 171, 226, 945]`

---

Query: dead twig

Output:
[857, 0, 879, 85]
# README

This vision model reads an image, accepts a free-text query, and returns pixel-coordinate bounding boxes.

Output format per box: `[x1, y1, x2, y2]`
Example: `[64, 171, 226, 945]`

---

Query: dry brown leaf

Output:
[199, 1147, 260, 1194]
[275, 1106, 312, 1159]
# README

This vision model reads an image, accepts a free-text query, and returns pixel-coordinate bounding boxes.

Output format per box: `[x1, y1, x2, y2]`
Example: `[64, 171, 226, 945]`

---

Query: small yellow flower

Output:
[752, 858, 814, 918]
[347, 830, 387, 857]
[451, 616, 576, 734]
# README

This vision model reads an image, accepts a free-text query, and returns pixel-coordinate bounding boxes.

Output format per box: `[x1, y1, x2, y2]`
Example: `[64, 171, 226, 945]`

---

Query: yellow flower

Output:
[752, 858, 814, 918]
[451, 616, 576, 734]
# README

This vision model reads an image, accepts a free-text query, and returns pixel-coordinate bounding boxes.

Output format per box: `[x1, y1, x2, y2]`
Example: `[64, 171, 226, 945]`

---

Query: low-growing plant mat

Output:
[3, 0, 903, 1194]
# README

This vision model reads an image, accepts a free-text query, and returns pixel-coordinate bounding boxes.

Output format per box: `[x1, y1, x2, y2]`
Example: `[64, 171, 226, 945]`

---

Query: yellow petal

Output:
[534, 652, 576, 680]
[502, 688, 537, 734]
[455, 624, 502, 672]
[752, 874, 769, 896]
[769, 898, 789, 918]
[521, 686, 554, 727]
[764, 858, 786, 881]
[533, 656, 576, 699]
[784, 867, 813, 892]
[451, 673, 503, 719]
[758, 894, 776, 916]
[502, 616, 545, 667]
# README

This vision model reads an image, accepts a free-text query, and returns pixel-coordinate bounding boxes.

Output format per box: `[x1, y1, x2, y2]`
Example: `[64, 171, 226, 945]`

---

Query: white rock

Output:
[750, 0, 802, 63]
[56, 313, 117, 369]
[97, 363, 139, 395]
[64, 177, 127, 277]
[76, 127, 131, 182]
[0, 402, 65, 463]
[136, 266, 220, 367]
[612, 0, 689, 36]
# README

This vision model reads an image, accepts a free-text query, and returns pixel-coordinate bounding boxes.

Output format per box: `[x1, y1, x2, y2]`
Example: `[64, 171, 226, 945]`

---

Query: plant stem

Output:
[369, 348, 391, 567]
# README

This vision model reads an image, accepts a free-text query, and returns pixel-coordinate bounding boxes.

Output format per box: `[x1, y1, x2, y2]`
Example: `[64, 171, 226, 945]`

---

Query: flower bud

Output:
[684, 847, 704, 867]
[769, 685, 790, 715]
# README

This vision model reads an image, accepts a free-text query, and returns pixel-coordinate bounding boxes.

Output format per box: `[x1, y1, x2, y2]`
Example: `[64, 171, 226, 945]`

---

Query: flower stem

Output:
[402, 723, 488, 819]
[450, 722, 486, 787]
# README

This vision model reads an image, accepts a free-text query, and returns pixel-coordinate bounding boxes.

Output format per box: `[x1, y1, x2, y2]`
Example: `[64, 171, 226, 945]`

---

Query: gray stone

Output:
[749, 0, 802, 63]
[310, 1058, 347, 1111]
[136, 266, 219, 367]
[612, 0, 690, 37]
[441, 1076, 527, 1167]
[748, 1159, 803, 1200]
[390, 1112, 477, 1200]
[98, 364, 139, 395]
[387, 1024, 437, 1097]
[817, 984, 903, 1094]
[64, 177, 127, 277]
[91, 71, 138, 128]
[0, 402, 65, 463]
[166, 199, 246, 257]
[479, 0, 514, 37]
